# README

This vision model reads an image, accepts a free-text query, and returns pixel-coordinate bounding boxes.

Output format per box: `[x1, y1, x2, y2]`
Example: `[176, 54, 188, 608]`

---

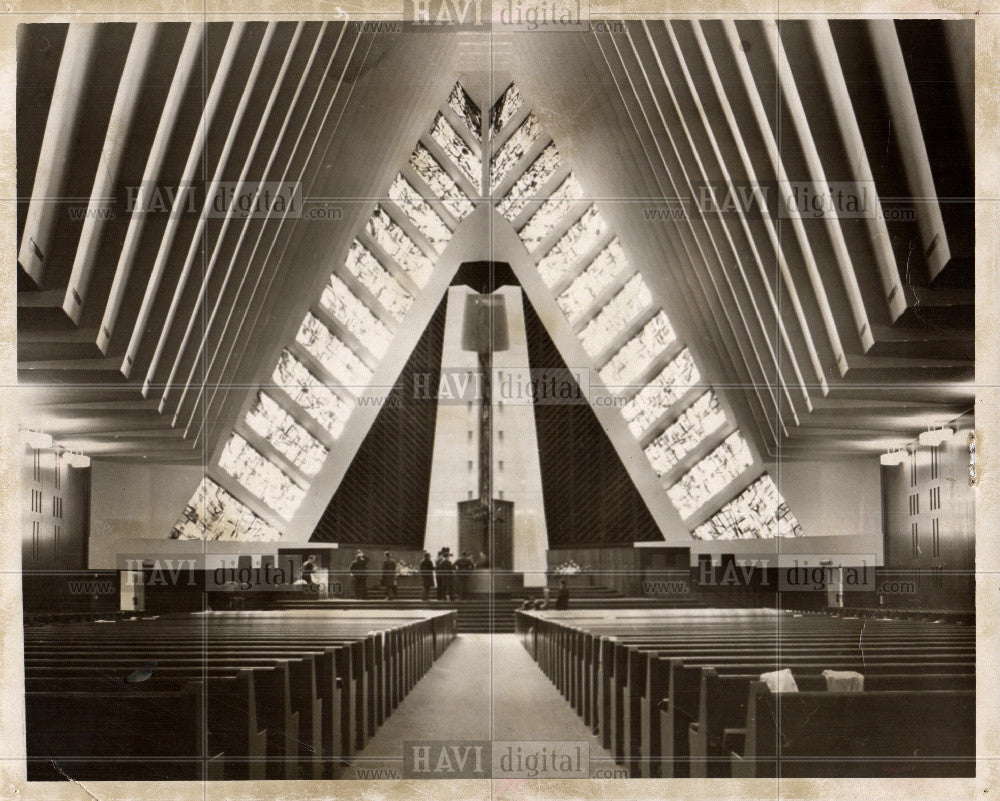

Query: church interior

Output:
[14, 18, 976, 782]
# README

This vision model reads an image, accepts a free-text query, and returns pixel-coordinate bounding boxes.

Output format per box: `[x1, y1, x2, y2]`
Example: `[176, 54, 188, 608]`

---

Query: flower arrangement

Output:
[554, 560, 582, 575]
[395, 560, 416, 577]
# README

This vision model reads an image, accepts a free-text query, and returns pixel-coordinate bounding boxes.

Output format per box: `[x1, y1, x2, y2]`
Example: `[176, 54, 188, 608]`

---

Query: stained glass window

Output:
[170, 478, 281, 542]
[557, 238, 631, 322]
[666, 431, 754, 519]
[409, 144, 475, 220]
[519, 174, 584, 257]
[643, 392, 727, 476]
[218, 433, 306, 520]
[343, 239, 412, 320]
[491, 112, 541, 192]
[490, 82, 523, 134]
[497, 142, 561, 222]
[692, 475, 803, 540]
[295, 313, 373, 390]
[621, 349, 702, 438]
[578, 274, 653, 358]
[364, 206, 435, 286]
[536, 205, 609, 286]
[272, 350, 354, 439]
[448, 81, 481, 142]
[430, 113, 481, 192]
[598, 311, 676, 392]
[386, 176, 452, 255]
[245, 392, 328, 477]
[320, 273, 394, 358]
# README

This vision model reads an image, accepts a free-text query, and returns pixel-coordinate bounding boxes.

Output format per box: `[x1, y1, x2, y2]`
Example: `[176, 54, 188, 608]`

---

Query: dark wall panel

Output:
[311, 298, 447, 547]
[523, 300, 663, 548]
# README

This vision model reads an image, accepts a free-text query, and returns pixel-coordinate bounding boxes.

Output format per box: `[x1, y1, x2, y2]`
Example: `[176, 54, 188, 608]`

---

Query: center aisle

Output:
[342, 633, 616, 778]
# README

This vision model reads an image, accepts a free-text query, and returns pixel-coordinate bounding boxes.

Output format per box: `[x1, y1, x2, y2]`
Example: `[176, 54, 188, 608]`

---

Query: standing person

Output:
[349, 550, 368, 600]
[438, 549, 456, 601]
[381, 551, 398, 600]
[554, 578, 570, 610]
[419, 552, 435, 601]
[476, 551, 490, 570]
[434, 548, 451, 600]
[454, 551, 476, 600]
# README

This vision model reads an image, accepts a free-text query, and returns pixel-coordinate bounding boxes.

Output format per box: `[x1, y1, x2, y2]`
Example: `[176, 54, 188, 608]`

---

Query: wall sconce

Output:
[918, 426, 954, 447]
[879, 449, 907, 466]
[20, 429, 53, 450]
[969, 431, 977, 486]
[63, 451, 91, 469]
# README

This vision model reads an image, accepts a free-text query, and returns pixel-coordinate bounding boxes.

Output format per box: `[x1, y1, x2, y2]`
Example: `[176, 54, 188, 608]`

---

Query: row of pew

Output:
[515, 608, 974, 778]
[24, 608, 456, 780]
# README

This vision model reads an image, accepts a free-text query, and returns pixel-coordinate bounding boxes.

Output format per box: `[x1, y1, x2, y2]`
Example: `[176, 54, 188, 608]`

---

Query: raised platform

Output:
[271, 586, 707, 633]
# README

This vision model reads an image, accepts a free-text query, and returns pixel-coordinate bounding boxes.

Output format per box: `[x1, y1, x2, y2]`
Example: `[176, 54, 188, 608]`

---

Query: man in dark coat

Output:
[434, 549, 447, 600]
[554, 578, 570, 610]
[380, 551, 397, 600]
[476, 551, 490, 570]
[454, 551, 476, 600]
[436, 549, 456, 601]
[349, 551, 368, 599]
[419, 552, 435, 601]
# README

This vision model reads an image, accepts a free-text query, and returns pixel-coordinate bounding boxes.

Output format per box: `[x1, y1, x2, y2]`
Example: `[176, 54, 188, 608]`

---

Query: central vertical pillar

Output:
[424, 274, 548, 588]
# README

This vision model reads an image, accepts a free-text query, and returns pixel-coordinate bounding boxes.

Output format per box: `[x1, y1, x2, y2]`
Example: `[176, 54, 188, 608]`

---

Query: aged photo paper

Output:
[0, 2, 997, 801]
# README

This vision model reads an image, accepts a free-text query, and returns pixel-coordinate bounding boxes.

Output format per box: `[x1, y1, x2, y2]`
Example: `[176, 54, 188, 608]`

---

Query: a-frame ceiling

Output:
[16, 19, 973, 543]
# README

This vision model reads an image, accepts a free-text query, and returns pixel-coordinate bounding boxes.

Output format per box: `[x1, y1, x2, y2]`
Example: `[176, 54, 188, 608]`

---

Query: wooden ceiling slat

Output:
[155, 22, 330, 416]
[120, 22, 250, 379]
[18, 26, 100, 287]
[63, 24, 159, 325]
[651, 20, 814, 415]
[806, 20, 912, 323]
[867, 19, 955, 284]
[596, 28, 787, 444]
[183, 25, 359, 443]
[761, 19, 879, 353]
[721, 19, 850, 378]
[138, 22, 289, 394]
[628, 22, 803, 427]
[96, 22, 205, 355]
[684, 20, 831, 394]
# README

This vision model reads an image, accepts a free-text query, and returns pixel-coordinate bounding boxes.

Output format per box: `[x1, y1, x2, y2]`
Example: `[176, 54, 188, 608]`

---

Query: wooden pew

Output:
[25, 656, 305, 779]
[26, 684, 214, 781]
[25, 673, 267, 780]
[516, 609, 975, 780]
[23, 609, 456, 780]
[729, 682, 975, 777]
[689, 670, 975, 777]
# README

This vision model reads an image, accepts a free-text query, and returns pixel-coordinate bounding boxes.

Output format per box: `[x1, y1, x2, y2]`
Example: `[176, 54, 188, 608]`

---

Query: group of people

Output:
[347, 550, 401, 600]
[419, 547, 487, 601]
[346, 548, 490, 601]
